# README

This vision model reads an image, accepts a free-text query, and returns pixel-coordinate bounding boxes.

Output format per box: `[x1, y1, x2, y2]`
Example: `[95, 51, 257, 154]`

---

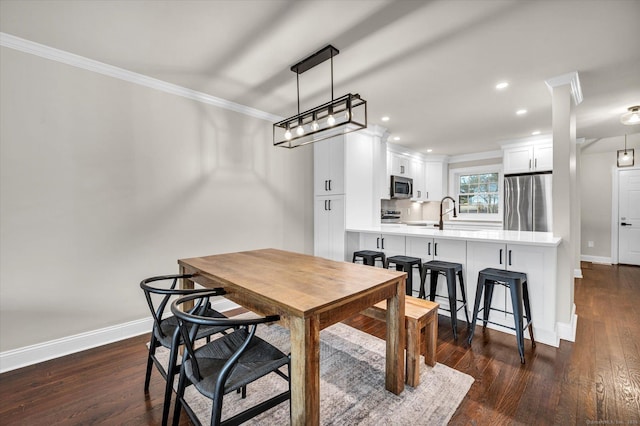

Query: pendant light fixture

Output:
[617, 134, 634, 167]
[620, 105, 640, 125]
[273, 45, 367, 148]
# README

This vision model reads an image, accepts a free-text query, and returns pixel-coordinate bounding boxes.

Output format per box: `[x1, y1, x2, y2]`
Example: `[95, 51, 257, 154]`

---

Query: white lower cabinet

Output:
[359, 232, 406, 258]
[466, 241, 557, 342]
[314, 196, 345, 262]
[406, 237, 467, 315]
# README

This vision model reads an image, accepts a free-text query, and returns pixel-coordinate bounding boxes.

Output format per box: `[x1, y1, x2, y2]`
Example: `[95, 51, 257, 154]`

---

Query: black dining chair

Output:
[170, 290, 291, 426]
[140, 274, 234, 426]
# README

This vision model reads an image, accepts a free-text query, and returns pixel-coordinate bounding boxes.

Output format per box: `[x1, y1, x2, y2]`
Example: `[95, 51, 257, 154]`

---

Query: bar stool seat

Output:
[352, 250, 386, 267]
[467, 267, 535, 363]
[421, 260, 470, 340]
[386, 255, 422, 296]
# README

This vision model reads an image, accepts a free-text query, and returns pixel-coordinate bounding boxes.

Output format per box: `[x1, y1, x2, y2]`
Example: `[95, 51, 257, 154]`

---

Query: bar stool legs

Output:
[468, 268, 535, 363]
[422, 261, 469, 340]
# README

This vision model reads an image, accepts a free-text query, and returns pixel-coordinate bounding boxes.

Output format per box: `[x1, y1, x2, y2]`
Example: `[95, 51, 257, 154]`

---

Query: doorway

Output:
[617, 168, 640, 265]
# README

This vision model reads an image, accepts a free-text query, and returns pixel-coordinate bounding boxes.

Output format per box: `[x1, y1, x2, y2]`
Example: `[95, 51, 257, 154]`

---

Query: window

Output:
[458, 172, 499, 214]
[449, 165, 502, 220]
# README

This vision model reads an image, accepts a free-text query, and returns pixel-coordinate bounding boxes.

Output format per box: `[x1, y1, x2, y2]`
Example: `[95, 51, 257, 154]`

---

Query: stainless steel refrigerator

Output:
[504, 173, 552, 232]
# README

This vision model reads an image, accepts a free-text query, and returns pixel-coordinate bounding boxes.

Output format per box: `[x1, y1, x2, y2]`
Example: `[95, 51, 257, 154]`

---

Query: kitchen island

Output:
[346, 225, 565, 347]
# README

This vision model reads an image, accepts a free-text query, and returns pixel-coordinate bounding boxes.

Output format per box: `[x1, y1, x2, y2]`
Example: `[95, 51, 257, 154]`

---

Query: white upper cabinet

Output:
[503, 142, 553, 174]
[424, 161, 445, 201]
[389, 151, 411, 176]
[314, 136, 345, 195]
[411, 158, 426, 201]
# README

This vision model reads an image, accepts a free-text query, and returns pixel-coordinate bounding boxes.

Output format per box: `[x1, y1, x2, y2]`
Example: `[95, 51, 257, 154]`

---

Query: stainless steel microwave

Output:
[390, 175, 413, 199]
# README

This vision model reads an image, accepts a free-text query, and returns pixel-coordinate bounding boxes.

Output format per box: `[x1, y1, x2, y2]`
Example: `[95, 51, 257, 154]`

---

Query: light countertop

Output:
[347, 224, 561, 247]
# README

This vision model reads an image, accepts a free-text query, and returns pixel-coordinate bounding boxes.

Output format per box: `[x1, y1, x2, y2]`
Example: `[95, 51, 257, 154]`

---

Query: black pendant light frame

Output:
[273, 45, 367, 148]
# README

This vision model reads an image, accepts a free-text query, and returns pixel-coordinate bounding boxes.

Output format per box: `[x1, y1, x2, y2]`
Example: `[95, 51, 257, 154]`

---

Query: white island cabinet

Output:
[359, 232, 406, 258]
[466, 241, 557, 346]
[346, 225, 563, 347]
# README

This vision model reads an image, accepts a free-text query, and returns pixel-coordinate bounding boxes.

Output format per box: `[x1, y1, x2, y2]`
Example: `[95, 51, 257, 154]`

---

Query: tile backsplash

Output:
[381, 199, 440, 222]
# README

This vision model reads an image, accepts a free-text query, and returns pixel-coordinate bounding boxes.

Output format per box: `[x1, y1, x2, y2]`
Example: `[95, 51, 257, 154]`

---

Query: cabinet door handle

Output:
[417, 190, 421, 198]
[534, 158, 538, 169]
[401, 165, 405, 174]
[508, 249, 512, 266]
[324, 200, 328, 210]
[324, 180, 328, 191]
[381, 238, 385, 250]
[499, 248, 503, 265]
[428, 242, 431, 256]
[529, 159, 532, 170]
[434, 242, 438, 257]
[426, 192, 429, 199]
[377, 237, 380, 249]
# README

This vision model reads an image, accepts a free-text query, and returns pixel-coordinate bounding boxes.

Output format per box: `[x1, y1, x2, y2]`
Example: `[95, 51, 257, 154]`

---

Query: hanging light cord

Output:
[296, 72, 300, 116]
[330, 50, 334, 102]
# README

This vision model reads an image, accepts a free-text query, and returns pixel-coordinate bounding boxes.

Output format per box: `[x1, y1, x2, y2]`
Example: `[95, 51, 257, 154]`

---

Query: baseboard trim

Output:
[581, 254, 612, 264]
[0, 298, 239, 373]
[556, 304, 578, 343]
[574, 268, 583, 279]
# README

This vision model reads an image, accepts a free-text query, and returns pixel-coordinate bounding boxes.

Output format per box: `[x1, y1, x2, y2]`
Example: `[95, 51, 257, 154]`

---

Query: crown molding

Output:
[447, 149, 502, 164]
[545, 71, 583, 106]
[0, 32, 282, 122]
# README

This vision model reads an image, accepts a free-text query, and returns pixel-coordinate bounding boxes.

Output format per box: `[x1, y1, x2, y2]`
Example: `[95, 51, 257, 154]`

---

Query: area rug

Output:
[155, 322, 474, 425]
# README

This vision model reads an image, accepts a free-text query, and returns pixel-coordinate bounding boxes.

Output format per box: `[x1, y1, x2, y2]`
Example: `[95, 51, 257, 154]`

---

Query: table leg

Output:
[289, 315, 320, 426]
[386, 277, 406, 395]
[179, 265, 194, 311]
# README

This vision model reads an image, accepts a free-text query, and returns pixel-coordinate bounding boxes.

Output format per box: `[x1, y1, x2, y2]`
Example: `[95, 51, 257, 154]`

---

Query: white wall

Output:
[580, 134, 640, 261]
[0, 46, 314, 352]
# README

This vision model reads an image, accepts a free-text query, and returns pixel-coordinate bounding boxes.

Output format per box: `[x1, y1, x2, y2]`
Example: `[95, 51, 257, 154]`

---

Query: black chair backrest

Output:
[170, 291, 280, 383]
[139, 274, 226, 340]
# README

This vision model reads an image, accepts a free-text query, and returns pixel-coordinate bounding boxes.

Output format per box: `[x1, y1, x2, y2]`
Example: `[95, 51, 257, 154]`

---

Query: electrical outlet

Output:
[588, 241, 594, 248]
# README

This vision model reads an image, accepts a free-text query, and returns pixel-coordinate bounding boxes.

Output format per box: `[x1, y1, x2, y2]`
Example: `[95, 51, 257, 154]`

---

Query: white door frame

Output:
[611, 165, 640, 264]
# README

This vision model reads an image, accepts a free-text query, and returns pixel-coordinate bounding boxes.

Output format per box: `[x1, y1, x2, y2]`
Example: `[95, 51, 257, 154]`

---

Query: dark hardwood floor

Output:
[1, 263, 639, 425]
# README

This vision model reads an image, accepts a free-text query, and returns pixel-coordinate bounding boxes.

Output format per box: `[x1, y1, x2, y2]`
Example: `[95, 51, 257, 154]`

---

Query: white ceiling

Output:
[2, 0, 639, 156]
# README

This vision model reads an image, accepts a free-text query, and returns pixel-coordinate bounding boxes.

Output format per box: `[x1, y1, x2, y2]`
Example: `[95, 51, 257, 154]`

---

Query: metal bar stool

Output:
[352, 250, 386, 267]
[386, 255, 422, 296]
[421, 260, 470, 340]
[467, 267, 535, 363]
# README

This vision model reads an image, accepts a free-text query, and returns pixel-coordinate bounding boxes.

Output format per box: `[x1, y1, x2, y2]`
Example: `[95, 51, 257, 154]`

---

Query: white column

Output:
[545, 72, 582, 336]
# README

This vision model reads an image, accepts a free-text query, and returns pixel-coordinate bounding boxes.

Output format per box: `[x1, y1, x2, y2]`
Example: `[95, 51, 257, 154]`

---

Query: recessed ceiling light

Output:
[393, 136, 400, 141]
[427, 149, 433, 153]
[381, 116, 390, 122]
[516, 109, 527, 115]
[495, 82, 509, 90]
[531, 130, 541, 136]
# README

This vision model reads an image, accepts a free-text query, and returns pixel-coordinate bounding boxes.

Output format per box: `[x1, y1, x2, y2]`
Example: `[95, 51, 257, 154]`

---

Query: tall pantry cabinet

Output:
[314, 127, 387, 261]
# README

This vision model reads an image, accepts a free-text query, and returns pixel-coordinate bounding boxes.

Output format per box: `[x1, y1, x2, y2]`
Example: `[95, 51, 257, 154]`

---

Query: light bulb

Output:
[623, 151, 629, 160]
[311, 120, 319, 131]
[296, 125, 304, 136]
[327, 114, 336, 126]
[284, 128, 292, 140]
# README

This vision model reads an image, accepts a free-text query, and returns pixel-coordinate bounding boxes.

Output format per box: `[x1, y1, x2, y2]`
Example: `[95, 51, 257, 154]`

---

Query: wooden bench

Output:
[360, 296, 439, 387]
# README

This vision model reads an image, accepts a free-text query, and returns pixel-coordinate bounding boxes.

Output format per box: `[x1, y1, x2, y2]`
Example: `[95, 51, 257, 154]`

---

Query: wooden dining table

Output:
[178, 248, 406, 426]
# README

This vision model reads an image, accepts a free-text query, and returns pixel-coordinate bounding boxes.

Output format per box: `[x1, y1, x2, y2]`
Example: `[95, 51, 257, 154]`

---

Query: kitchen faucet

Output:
[438, 196, 458, 230]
